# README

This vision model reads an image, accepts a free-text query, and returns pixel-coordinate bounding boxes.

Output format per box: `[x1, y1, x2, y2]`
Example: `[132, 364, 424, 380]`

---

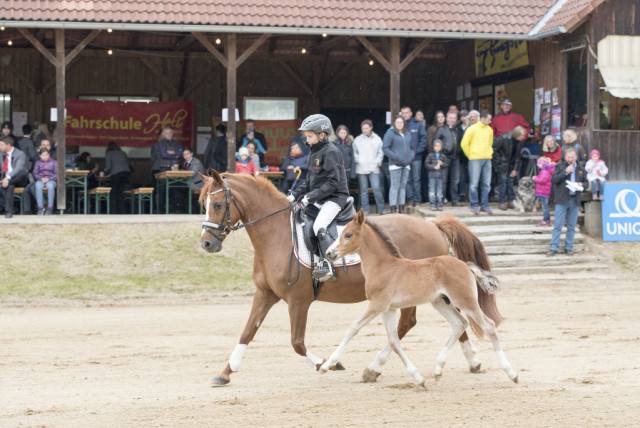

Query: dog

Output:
[515, 177, 537, 213]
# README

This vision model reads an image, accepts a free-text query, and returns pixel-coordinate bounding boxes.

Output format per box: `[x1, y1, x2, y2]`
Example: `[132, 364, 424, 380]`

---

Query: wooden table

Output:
[260, 170, 284, 187]
[154, 170, 195, 214]
[65, 170, 89, 214]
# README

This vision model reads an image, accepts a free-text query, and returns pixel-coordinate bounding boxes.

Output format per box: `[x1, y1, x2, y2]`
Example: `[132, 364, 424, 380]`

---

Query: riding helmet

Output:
[298, 114, 332, 134]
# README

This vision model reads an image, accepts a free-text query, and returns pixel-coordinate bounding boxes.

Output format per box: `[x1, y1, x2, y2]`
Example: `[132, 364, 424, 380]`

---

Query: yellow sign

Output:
[475, 40, 529, 77]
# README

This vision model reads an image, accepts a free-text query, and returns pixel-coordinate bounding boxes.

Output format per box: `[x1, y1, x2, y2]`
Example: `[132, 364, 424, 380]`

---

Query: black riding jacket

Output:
[292, 139, 350, 207]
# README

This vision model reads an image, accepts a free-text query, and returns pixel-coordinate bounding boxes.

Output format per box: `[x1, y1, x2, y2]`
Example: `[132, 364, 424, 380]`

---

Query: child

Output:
[245, 141, 262, 170]
[288, 114, 350, 282]
[585, 149, 608, 200]
[533, 156, 553, 226]
[280, 142, 308, 194]
[32, 148, 57, 215]
[235, 147, 260, 176]
[424, 139, 450, 211]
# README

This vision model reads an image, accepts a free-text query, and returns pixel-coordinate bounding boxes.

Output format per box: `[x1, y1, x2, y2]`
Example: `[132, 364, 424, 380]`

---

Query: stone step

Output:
[497, 267, 612, 281]
[490, 254, 603, 268]
[480, 233, 584, 245]
[470, 224, 584, 237]
[485, 243, 587, 255]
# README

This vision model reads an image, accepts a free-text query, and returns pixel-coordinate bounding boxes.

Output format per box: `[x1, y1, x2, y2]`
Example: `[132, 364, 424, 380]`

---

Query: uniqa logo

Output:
[609, 189, 640, 218]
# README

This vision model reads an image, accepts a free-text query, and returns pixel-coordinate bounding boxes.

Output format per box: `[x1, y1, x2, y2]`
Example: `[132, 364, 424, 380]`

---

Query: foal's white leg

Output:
[319, 305, 382, 373]
[380, 311, 425, 387]
[466, 309, 519, 383]
[431, 298, 468, 379]
[363, 344, 393, 382]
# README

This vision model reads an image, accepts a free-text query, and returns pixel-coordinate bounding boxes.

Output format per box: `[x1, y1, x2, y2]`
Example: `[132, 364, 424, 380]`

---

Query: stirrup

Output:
[312, 258, 334, 282]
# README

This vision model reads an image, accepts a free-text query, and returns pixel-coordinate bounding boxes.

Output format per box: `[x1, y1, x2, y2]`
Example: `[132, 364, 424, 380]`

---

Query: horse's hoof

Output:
[211, 374, 230, 386]
[362, 368, 381, 383]
[434, 372, 442, 382]
[469, 363, 482, 373]
[511, 374, 519, 384]
[331, 362, 346, 371]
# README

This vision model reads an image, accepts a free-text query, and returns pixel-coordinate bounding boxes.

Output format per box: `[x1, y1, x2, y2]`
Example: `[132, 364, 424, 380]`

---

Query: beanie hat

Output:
[590, 149, 600, 158]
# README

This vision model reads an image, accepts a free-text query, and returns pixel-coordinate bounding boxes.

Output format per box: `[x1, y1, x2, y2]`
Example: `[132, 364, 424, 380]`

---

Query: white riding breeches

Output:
[312, 200, 342, 235]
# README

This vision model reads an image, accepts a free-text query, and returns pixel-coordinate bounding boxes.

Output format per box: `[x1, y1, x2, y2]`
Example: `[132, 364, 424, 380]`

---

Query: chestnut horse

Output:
[199, 171, 498, 385]
[323, 209, 518, 386]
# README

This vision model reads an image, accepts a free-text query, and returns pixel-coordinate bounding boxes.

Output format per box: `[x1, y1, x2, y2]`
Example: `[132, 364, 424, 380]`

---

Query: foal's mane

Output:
[365, 219, 404, 258]
[199, 173, 289, 205]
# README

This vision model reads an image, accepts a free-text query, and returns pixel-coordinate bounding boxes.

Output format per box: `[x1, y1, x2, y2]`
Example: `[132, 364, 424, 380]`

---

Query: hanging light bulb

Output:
[107, 49, 113, 55]
[369, 59, 374, 66]
[107, 28, 113, 33]
[215, 38, 221, 45]
[7, 40, 13, 46]
[301, 48, 307, 54]
[0, 26, 5, 31]
[322, 33, 327, 38]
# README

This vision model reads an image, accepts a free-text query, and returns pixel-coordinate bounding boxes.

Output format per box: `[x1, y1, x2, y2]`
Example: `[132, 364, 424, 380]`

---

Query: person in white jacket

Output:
[585, 149, 608, 200]
[353, 119, 386, 214]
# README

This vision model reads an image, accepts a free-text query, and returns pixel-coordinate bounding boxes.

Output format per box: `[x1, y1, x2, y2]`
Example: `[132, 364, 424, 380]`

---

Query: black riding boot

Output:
[399, 205, 405, 214]
[390, 206, 397, 214]
[313, 228, 335, 282]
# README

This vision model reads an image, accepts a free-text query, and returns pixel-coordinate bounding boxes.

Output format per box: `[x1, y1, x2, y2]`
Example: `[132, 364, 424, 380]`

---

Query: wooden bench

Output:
[125, 187, 154, 214]
[79, 187, 111, 214]
[13, 187, 26, 214]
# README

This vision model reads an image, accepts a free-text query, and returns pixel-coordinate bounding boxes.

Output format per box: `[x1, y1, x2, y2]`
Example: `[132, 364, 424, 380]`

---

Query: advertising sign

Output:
[602, 183, 640, 242]
[475, 40, 529, 78]
[65, 100, 194, 148]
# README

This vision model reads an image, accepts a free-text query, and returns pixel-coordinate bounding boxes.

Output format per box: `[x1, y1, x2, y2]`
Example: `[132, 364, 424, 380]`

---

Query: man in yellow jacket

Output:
[460, 110, 494, 215]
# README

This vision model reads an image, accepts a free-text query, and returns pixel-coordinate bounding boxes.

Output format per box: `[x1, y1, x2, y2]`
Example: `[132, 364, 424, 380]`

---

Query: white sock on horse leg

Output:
[304, 351, 323, 368]
[228, 344, 248, 372]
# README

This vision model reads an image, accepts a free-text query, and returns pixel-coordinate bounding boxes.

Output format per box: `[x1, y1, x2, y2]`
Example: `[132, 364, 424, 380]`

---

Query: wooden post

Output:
[389, 37, 401, 118]
[226, 34, 237, 173]
[55, 29, 67, 211]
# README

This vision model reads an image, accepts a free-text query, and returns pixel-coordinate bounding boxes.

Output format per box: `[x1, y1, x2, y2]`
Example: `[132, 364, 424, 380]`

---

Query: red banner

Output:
[65, 100, 194, 148]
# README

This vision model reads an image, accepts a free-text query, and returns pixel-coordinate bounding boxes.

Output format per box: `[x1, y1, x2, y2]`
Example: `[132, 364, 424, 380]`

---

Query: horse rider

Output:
[287, 114, 350, 282]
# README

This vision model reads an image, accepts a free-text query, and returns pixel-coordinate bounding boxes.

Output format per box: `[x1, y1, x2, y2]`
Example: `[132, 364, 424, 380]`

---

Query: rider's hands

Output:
[287, 194, 295, 203]
[301, 196, 310, 207]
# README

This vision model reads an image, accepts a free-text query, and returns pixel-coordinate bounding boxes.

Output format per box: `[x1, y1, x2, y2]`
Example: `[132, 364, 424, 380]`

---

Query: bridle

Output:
[201, 180, 293, 241]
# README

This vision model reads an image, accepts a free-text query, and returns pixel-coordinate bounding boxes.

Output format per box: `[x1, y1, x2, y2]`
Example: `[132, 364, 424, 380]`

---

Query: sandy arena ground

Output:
[2, 277, 640, 427]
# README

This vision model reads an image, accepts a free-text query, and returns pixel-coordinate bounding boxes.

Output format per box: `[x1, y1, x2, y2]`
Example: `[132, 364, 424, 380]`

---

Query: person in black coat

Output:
[547, 148, 589, 257]
[204, 124, 227, 172]
[288, 114, 349, 282]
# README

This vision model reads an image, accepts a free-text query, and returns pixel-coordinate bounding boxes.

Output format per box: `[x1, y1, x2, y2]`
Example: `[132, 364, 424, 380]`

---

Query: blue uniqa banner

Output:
[602, 183, 640, 242]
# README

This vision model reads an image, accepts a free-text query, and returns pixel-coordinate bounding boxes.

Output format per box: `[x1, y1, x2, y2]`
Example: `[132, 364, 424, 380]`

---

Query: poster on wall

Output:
[534, 88, 544, 125]
[456, 85, 464, 101]
[551, 107, 562, 139]
[541, 105, 551, 135]
[544, 90, 551, 104]
[494, 84, 507, 113]
[552, 88, 559, 106]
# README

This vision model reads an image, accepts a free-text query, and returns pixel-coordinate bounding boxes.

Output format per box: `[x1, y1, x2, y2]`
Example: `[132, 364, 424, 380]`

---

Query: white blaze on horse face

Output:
[201, 194, 211, 238]
[326, 239, 340, 258]
[229, 344, 248, 372]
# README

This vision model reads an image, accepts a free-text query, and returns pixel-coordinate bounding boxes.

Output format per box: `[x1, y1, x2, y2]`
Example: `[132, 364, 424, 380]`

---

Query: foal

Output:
[323, 209, 518, 386]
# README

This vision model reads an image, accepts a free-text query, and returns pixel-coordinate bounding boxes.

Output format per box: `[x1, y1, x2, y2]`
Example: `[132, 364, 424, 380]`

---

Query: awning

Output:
[598, 35, 640, 99]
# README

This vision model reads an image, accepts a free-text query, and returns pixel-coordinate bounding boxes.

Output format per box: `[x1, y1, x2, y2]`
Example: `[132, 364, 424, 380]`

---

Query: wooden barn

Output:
[1, 0, 638, 195]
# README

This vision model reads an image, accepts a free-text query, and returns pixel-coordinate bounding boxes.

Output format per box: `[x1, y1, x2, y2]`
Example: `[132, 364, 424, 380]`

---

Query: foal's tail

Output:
[434, 215, 504, 329]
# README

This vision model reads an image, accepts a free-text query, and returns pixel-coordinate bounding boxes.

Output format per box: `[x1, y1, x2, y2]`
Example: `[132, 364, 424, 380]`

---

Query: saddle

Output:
[294, 197, 356, 258]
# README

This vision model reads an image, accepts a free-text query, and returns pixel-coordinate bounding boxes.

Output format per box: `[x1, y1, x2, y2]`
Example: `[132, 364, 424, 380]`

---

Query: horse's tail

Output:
[434, 215, 504, 330]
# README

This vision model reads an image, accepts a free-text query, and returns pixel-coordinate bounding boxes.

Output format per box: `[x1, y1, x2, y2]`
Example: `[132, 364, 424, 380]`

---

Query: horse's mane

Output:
[365, 219, 404, 258]
[199, 172, 290, 205]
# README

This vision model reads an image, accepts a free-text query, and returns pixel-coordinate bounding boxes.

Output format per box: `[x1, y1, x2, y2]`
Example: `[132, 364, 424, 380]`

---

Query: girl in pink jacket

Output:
[533, 157, 554, 227]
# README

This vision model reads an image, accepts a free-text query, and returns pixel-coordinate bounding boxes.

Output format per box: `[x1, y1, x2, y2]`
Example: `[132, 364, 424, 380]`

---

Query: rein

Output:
[201, 182, 294, 241]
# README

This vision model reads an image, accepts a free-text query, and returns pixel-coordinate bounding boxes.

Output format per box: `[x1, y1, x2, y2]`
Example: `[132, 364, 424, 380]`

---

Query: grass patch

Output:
[612, 242, 640, 274]
[1, 222, 255, 299]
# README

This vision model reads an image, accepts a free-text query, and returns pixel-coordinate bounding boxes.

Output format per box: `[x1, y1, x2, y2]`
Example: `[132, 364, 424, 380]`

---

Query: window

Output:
[78, 95, 159, 103]
[243, 97, 297, 120]
[599, 74, 638, 130]
[0, 92, 11, 124]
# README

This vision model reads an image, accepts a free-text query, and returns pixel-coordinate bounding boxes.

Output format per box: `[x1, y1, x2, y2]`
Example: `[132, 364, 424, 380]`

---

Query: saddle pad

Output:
[291, 216, 361, 269]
